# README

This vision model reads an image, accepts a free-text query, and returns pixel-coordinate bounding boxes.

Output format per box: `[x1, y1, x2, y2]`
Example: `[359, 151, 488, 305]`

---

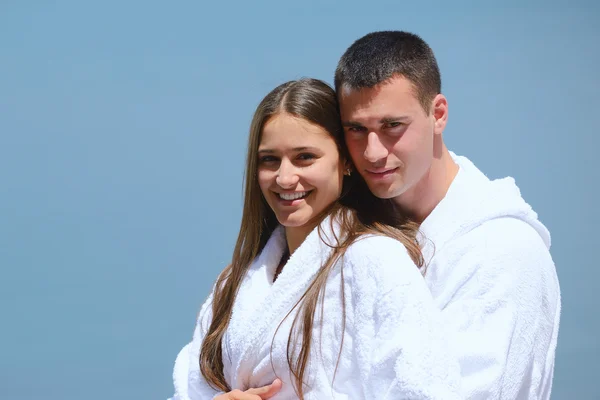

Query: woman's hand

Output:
[214, 378, 282, 400]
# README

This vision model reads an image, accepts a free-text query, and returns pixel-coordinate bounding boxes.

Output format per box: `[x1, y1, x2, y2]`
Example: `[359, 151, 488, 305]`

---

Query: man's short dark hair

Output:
[334, 31, 441, 113]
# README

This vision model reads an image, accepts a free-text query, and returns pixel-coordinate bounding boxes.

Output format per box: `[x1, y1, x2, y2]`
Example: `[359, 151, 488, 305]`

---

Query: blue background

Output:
[1, 1, 597, 398]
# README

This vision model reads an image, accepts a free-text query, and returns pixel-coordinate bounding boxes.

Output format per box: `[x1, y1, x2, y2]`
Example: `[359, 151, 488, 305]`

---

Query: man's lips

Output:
[366, 167, 398, 176]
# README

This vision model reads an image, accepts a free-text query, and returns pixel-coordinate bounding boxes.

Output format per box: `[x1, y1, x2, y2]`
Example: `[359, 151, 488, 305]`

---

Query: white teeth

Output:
[279, 191, 308, 201]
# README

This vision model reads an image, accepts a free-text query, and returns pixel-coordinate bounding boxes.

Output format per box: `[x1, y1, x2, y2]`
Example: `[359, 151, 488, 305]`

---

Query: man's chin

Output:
[373, 192, 397, 200]
[366, 183, 402, 200]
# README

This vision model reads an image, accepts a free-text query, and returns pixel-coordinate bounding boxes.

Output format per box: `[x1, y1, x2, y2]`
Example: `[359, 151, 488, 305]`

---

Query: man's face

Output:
[339, 75, 438, 201]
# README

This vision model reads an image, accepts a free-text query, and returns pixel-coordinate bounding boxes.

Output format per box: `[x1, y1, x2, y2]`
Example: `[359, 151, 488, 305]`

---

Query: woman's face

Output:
[257, 112, 345, 230]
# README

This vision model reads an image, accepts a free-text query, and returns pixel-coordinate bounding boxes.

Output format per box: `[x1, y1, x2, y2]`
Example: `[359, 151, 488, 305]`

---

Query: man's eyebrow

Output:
[342, 116, 410, 127]
[380, 116, 410, 123]
[341, 120, 364, 127]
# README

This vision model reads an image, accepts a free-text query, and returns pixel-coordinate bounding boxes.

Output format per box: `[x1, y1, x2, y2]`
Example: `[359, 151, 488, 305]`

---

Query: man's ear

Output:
[431, 94, 448, 135]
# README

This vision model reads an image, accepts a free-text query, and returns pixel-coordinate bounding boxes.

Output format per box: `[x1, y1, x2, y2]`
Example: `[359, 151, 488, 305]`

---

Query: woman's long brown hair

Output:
[199, 78, 423, 398]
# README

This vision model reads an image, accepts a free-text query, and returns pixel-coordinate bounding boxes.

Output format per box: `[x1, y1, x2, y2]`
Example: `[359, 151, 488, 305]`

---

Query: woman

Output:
[169, 78, 460, 399]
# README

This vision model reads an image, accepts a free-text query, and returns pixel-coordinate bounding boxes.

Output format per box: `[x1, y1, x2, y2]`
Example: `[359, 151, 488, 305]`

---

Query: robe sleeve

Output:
[436, 219, 560, 399]
[167, 291, 226, 400]
[347, 235, 463, 399]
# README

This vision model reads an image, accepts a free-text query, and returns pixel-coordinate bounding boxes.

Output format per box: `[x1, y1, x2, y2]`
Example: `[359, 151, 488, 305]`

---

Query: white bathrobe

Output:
[420, 154, 561, 399]
[169, 217, 462, 399]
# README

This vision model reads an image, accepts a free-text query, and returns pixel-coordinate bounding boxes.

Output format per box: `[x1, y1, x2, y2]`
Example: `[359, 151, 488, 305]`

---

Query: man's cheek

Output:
[348, 143, 366, 161]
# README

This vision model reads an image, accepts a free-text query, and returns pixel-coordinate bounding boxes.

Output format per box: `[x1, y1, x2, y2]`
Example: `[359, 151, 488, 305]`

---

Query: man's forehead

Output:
[339, 83, 382, 103]
[339, 80, 417, 121]
[339, 84, 381, 118]
[341, 76, 416, 101]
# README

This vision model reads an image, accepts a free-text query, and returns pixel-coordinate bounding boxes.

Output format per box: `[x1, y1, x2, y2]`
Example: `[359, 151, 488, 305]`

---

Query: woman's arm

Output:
[168, 292, 225, 400]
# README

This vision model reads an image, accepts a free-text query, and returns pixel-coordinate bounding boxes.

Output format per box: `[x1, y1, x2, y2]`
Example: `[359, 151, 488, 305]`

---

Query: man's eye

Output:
[348, 126, 366, 132]
[386, 121, 403, 128]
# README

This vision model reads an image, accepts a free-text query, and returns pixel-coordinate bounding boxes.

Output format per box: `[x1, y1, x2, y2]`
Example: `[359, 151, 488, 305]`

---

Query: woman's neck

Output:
[284, 223, 316, 255]
[275, 220, 320, 283]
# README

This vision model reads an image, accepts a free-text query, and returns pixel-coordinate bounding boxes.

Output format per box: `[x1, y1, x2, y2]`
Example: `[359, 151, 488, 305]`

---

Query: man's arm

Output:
[437, 218, 560, 400]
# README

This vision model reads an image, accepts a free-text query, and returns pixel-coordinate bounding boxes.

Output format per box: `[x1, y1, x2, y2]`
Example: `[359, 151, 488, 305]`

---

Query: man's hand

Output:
[214, 378, 282, 400]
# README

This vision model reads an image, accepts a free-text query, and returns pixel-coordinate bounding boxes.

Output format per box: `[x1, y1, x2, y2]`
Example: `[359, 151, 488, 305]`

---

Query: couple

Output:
[168, 31, 560, 399]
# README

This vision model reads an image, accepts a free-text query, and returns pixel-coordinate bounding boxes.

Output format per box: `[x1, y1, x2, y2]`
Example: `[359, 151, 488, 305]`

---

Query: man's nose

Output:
[364, 132, 388, 164]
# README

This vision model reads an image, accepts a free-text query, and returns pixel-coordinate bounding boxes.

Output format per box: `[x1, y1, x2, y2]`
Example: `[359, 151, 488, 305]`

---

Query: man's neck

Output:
[394, 146, 459, 223]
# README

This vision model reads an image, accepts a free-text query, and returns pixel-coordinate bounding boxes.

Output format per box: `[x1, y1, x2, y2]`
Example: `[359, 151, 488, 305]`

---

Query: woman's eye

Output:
[297, 153, 316, 161]
[259, 156, 278, 163]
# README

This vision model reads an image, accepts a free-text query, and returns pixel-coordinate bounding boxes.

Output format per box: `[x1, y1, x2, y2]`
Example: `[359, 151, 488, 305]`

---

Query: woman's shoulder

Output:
[340, 234, 429, 312]
[343, 234, 420, 284]
[345, 233, 411, 262]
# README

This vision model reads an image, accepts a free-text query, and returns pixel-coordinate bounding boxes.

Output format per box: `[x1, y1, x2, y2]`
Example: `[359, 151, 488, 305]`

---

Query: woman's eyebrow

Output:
[258, 146, 320, 153]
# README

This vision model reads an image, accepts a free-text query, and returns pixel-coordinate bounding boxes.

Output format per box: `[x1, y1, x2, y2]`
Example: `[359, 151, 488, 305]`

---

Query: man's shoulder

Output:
[467, 217, 550, 257]
[429, 217, 559, 312]
[442, 217, 556, 283]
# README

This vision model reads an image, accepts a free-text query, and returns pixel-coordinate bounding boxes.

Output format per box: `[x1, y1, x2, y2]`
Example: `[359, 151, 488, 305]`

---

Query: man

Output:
[335, 31, 561, 399]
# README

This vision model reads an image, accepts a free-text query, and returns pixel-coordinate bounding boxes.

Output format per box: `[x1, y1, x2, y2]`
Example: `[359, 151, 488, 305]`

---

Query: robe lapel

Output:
[225, 217, 339, 390]
[223, 226, 286, 387]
